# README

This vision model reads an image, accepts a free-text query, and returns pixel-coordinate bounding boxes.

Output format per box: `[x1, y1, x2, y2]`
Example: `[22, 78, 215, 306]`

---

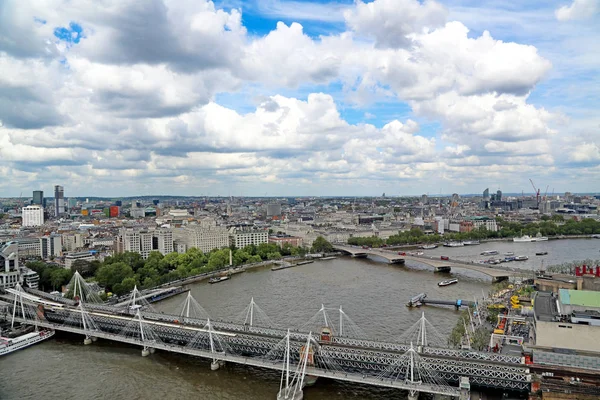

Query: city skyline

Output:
[0, 0, 599, 197]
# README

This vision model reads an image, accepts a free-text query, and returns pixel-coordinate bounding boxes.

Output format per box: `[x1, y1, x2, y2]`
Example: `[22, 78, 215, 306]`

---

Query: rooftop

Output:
[559, 289, 600, 308]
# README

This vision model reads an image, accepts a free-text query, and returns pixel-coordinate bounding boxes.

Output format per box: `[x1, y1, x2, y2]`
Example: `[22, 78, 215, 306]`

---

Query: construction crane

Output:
[543, 185, 549, 202]
[529, 179, 540, 208]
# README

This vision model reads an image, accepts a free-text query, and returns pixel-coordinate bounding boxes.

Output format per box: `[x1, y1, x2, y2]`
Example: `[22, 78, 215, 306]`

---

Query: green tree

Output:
[311, 236, 334, 253]
[96, 262, 134, 290]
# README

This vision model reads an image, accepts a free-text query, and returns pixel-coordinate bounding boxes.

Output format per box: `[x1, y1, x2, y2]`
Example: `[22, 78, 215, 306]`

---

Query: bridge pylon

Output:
[277, 331, 313, 400]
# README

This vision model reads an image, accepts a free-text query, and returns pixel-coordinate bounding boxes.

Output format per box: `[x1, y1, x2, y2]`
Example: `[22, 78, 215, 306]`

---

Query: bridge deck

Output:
[11, 316, 460, 397]
[334, 245, 516, 279]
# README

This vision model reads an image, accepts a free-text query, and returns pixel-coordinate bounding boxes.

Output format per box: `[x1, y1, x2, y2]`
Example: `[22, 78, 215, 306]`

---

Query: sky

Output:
[0, 0, 599, 197]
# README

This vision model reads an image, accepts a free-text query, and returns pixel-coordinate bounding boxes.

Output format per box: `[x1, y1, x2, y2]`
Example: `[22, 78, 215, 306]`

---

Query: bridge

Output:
[0, 274, 531, 399]
[334, 245, 516, 282]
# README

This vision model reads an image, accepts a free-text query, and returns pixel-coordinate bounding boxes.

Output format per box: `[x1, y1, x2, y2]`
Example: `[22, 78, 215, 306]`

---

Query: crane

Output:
[543, 185, 549, 202]
[529, 179, 540, 208]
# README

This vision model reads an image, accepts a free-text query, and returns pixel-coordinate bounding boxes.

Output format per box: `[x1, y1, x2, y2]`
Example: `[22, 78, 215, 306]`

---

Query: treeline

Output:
[347, 218, 600, 247]
[27, 237, 334, 297]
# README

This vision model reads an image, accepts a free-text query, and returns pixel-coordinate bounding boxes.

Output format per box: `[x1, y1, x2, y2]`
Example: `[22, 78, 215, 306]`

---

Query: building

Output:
[496, 190, 502, 201]
[40, 235, 62, 259]
[269, 235, 303, 248]
[229, 227, 269, 248]
[267, 203, 282, 218]
[65, 251, 95, 269]
[173, 221, 229, 253]
[115, 228, 174, 258]
[483, 188, 490, 200]
[16, 238, 42, 257]
[109, 206, 120, 218]
[154, 228, 174, 255]
[0, 242, 20, 289]
[63, 233, 84, 252]
[54, 185, 65, 217]
[32, 190, 44, 205]
[22, 205, 44, 227]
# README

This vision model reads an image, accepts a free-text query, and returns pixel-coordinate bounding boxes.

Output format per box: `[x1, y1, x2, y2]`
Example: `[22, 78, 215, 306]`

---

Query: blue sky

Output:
[0, 0, 598, 196]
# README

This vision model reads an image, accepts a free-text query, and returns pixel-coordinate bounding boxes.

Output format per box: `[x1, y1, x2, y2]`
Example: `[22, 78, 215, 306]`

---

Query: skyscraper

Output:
[32, 190, 43, 205]
[496, 190, 502, 201]
[54, 185, 64, 217]
[483, 188, 490, 200]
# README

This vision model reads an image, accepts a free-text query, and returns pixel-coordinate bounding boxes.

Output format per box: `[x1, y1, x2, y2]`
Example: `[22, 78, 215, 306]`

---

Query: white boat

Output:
[0, 329, 54, 356]
[421, 244, 438, 250]
[463, 240, 480, 246]
[515, 255, 529, 261]
[438, 278, 458, 287]
[504, 252, 515, 256]
[513, 235, 532, 242]
[532, 236, 548, 242]
[208, 276, 230, 284]
[481, 250, 499, 256]
[443, 242, 464, 247]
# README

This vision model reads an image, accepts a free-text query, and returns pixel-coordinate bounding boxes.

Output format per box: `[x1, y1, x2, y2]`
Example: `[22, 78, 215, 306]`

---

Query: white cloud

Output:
[345, 0, 447, 48]
[555, 0, 599, 21]
[569, 143, 600, 163]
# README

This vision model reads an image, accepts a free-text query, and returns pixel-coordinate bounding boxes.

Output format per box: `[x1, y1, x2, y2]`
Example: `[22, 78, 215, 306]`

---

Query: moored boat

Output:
[463, 240, 480, 246]
[421, 244, 438, 250]
[208, 276, 230, 284]
[1, 329, 54, 356]
[515, 255, 528, 261]
[513, 235, 532, 242]
[535, 251, 548, 256]
[443, 242, 464, 247]
[481, 250, 499, 256]
[504, 252, 515, 256]
[438, 278, 458, 287]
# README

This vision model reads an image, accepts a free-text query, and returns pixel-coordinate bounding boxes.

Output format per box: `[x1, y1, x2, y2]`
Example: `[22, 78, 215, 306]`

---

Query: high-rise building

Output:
[32, 190, 44, 205]
[496, 190, 502, 201]
[22, 205, 44, 227]
[154, 229, 174, 255]
[40, 235, 62, 259]
[54, 185, 65, 217]
[483, 188, 490, 200]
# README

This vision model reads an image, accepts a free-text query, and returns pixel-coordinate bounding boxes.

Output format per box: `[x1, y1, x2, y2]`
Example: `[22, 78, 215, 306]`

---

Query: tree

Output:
[70, 260, 95, 278]
[96, 262, 134, 290]
[311, 236, 334, 253]
[50, 268, 72, 291]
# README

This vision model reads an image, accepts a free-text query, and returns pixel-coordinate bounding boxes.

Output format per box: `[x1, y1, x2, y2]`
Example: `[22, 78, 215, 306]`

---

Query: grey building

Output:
[33, 190, 44, 205]
[54, 185, 65, 217]
[0, 242, 20, 289]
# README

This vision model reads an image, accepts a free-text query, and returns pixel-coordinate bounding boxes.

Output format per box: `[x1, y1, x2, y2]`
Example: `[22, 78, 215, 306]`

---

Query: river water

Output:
[1, 239, 598, 400]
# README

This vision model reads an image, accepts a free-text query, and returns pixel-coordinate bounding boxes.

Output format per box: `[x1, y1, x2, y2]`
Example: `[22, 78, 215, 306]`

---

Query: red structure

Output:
[109, 206, 120, 218]
[575, 265, 600, 277]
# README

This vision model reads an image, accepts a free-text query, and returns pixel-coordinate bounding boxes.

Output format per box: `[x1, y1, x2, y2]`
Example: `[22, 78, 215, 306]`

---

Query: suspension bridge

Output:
[0, 272, 531, 399]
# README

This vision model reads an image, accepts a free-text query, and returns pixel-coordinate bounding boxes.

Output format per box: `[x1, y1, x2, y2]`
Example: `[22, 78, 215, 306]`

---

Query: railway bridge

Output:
[334, 245, 515, 282]
[1, 277, 530, 399]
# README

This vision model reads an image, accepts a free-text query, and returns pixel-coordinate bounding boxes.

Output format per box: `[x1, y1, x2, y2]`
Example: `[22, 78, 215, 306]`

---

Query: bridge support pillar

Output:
[459, 377, 470, 400]
[149, 347, 156, 354]
[141, 347, 150, 357]
[91, 336, 98, 342]
[210, 360, 220, 371]
[408, 390, 419, 400]
[277, 388, 304, 400]
[83, 337, 92, 345]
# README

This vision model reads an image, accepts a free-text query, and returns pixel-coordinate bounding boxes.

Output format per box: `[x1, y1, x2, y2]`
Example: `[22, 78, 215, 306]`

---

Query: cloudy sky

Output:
[0, 0, 598, 197]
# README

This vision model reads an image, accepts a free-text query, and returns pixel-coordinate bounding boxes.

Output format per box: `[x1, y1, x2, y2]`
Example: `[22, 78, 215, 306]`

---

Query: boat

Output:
[481, 250, 499, 256]
[504, 256, 516, 262]
[463, 240, 480, 246]
[515, 255, 529, 261]
[208, 276, 230, 284]
[532, 236, 548, 242]
[504, 252, 515, 256]
[421, 244, 438, 250]
[443, 242, 464, 247]
[1, 329, 55, 356]
[536, 251, 548, 256]
[438, 278, 458, 287]
[513, 235, 532, 242]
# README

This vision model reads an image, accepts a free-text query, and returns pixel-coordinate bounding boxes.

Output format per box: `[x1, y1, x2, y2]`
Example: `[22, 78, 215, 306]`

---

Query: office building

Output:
[229, 227, 269, 248]
[496, 190, 502, 201]
[63, 233, 84, 252]
[32, 190, 44, 205]
[40, 235, 62, 259]
[22, 205, 44, 227]
[154, 228, 174, 255]
[0, 242, 20, 289]
[54, 185, 65, 217]
[116, 228, 174, 259]
[173, 220, 229, 253]
[65, 251, 96, 269]
[483, 188, 490, 200]
[267, 203, 282, 218]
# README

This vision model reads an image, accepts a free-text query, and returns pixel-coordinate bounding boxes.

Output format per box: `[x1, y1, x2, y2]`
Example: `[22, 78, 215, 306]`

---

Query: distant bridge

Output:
[333, 245, 516, 282]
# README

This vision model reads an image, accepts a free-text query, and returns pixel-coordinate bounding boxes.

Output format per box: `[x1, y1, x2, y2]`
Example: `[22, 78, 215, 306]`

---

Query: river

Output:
[1, 239, 598, 400]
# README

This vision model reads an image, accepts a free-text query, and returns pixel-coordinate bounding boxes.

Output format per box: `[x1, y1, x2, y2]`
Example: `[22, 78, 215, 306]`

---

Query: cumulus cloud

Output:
[345, 0, 447, 48]
[555, 0, 599, 21]
[0, 0, 586, 195]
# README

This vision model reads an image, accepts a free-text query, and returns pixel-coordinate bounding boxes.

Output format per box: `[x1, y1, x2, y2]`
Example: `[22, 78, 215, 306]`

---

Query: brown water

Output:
[0, 239, 596, 400]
